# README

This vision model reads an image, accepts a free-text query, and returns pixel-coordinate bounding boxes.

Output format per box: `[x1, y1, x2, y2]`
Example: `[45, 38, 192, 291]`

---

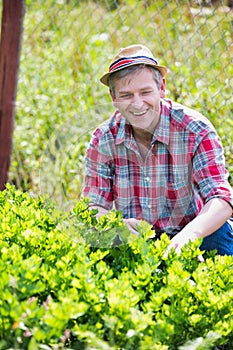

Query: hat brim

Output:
[100, 63, 167, 87]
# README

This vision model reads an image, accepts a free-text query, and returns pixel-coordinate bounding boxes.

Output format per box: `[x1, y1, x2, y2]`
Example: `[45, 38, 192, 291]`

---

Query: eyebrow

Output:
[118, 86, 153, 94]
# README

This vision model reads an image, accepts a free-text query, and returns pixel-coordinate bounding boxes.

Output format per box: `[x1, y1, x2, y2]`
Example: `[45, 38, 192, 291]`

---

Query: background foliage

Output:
[0, 0, 232, 208]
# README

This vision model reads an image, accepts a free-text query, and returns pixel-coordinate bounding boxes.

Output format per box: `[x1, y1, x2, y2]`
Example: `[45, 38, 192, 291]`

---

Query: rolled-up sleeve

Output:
[192, 130, 233, 212]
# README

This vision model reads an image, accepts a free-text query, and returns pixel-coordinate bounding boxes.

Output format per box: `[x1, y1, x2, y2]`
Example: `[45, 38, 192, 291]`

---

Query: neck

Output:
[133, 127, 153, 146]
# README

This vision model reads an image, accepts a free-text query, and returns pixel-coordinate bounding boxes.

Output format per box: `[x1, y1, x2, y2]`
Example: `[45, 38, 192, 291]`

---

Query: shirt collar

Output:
[115, 115, 133, 146]
[114, 114, 124, 145]
[152, 99, 171, 146]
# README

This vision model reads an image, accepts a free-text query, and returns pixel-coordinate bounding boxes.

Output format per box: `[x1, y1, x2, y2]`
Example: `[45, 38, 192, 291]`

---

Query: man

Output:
[83, 44, 233, 255]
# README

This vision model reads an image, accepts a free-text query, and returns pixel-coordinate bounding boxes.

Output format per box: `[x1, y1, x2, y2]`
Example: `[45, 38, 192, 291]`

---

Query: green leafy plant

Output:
[0, 185, 232, 349]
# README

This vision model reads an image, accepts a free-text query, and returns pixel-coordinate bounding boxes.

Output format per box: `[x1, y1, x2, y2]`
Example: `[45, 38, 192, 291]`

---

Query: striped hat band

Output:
[109, 56, 159, 73]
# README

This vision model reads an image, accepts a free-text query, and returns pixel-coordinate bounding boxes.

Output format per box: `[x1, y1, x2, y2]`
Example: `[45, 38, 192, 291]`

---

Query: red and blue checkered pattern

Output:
[83, 99, 233, 235]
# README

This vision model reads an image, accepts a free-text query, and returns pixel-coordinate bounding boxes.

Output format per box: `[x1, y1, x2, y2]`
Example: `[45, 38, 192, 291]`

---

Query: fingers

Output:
[123, 218, 140, 236]
[165, 240, 205, 263]
[127, 226, 140, 236]
[164, 242, 178, 258]
[198, 254, 205, 262]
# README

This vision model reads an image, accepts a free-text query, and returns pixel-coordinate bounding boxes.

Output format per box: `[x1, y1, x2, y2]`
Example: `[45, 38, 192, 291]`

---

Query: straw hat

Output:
[100, 44, 167, 87]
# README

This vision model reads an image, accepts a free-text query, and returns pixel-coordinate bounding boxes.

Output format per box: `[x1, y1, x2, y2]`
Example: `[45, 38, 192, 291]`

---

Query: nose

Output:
[131, 93, 144, 108]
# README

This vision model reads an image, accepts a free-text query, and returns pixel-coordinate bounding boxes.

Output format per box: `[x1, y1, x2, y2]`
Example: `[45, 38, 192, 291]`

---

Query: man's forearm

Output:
[168, 198, 232, 255]
[180, 198, 232, 238]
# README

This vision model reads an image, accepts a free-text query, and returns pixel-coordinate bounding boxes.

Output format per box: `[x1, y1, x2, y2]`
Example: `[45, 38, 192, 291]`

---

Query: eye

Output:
[142, 90, 152, 95]
[119, 93, 132, 99]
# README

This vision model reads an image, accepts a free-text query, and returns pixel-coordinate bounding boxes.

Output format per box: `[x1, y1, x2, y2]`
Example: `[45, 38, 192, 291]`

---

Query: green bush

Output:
[0, 185, 232, 349]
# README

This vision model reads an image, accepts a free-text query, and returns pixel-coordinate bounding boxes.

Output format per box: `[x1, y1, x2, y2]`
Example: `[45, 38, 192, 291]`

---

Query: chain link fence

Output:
[1, 0, 232, 208]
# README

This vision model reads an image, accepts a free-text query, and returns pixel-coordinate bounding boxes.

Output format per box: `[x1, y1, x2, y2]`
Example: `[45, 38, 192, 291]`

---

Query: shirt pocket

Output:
[166, 164, 193, 212]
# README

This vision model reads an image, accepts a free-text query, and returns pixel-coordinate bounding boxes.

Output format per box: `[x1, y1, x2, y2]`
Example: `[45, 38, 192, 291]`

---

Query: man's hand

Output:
[166, 230, 204, 262]
[165, 198, 233, 261]
[168, 231, 200, 254]
[90, 206, 142, 236]
[123, 218, 142, 236]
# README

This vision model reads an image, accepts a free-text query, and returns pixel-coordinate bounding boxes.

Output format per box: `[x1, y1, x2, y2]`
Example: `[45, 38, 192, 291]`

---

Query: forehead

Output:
[114, 68, 155, 91]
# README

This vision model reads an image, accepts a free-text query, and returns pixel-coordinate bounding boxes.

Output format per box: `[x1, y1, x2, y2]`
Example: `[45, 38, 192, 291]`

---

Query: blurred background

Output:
[1, 0, 232, 209]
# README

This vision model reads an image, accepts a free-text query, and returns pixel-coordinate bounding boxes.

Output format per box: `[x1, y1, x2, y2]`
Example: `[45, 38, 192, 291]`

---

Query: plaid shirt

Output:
[83, 99, 233, 234]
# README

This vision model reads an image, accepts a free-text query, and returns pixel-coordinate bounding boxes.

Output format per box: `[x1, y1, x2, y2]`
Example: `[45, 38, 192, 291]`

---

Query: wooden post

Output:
[0, 0, 25, 190]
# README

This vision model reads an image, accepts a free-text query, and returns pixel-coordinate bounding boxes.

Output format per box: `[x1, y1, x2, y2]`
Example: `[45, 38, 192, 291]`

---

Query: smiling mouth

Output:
[132, 109, 148, 116]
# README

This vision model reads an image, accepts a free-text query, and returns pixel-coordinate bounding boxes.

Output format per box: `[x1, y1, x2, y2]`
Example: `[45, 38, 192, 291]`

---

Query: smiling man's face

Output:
[111, 67, 166, 136]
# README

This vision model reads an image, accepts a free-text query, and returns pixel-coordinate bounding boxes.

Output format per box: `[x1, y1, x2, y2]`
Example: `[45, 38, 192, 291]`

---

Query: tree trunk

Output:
[0, 0, 25, 190]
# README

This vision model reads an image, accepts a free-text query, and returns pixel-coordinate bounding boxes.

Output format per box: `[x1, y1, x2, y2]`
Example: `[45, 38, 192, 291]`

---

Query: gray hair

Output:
[108, 64, 163, 97]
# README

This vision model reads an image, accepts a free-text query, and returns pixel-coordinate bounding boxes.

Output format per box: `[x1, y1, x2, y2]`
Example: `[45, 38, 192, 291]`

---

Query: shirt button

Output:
[145, 177, 150, 182]
[147, 204, 152, 209]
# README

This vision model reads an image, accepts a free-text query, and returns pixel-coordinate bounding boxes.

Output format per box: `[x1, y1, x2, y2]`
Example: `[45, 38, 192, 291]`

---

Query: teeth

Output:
[133, 110, 147, 116]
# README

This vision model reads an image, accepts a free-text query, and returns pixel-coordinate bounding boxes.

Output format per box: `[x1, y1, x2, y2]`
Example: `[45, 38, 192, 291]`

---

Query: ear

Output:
[110, 89, 118, 108]
[160, 78, 166, 98]
[110, 89, 115, 100]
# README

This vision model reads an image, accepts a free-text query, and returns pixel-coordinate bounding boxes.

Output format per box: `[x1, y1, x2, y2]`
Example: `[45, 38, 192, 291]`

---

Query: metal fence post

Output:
[0, 0, 25, 190]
